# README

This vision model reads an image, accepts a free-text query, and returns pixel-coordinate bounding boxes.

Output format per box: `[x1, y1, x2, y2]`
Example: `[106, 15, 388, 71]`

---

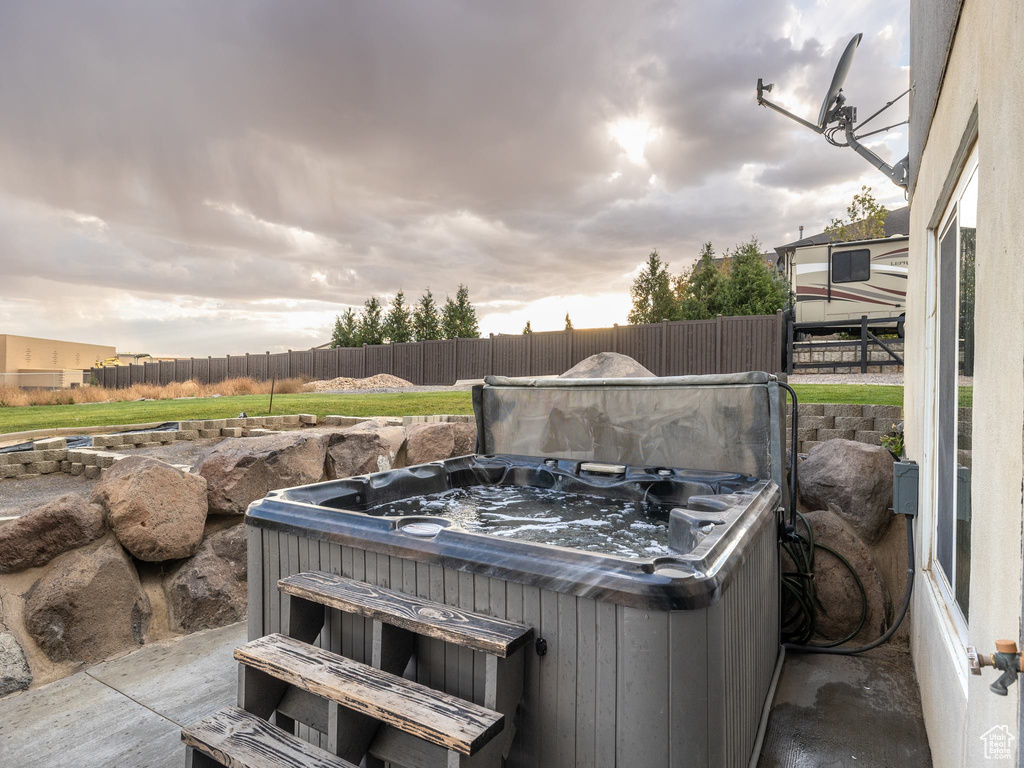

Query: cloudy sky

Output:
[0, 0, 908, 356]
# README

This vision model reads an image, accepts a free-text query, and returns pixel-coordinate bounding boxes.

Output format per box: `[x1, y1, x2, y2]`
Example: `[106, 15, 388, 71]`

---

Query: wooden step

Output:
[235, 633, 504, 756]
[182, 706, 357, 768]
[279, 571, 532, 657]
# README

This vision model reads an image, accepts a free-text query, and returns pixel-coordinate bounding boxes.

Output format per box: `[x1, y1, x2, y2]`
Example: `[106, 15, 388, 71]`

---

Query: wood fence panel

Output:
[337, 347, 364, 378]
[289, 351, 313, 379]
[174, 359, 192, 382]
[492, 335, 528, 377]
[208, 358, 227, 384]
[248, 354, 268, 381]
[616, 324, 662, 373]
[393, 343, 422, 384]
[530, 332, 568, 376]
[570, 328, 617, 366]
[455, 338, 490, 381]
[421, 340, 453, 384]
[268, 353, 289, 380]
[665, 320, 715, 375]
[364, 345, 391, 377]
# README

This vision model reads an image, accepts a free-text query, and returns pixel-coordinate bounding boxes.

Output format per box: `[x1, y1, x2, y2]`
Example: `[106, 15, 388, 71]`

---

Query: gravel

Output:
[0, 473, 101, 517]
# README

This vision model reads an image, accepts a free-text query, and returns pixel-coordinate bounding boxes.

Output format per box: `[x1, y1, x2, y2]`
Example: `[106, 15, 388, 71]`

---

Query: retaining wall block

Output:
[834, 416, 875, 432]
[68, 463, 84, 476]
[853, 430, 886, 445]
[10, 453, 35, 465]
[798, 415, 835, 431]
[225, 418, 246, 428]
[0, 465, 25, 479]
[34, 437, 67, 450]
[59, 461, 71, 473]
[92, 435, 123, 448]
[18, 473, 41, 481]
[822, 403, 864, 418]
[298, 414, 317, 425]
[800, 440, 823, 453]
[221, 428, 243, 438]
[264, 416, 284, 429]
[816, 429, 856, 441]
[32, 461, 60, 474]
[176, 430, 200, 441]
[83, 466, 101, 479]
[197, 429, 221, 439]
[33, 449, 66, 462]
[324, 415, 358, 427]
[244, 417, 265, 427]
[202, 419, 227, 430]
[280, 415, 301, 427]
[874, 418, 900, 433]
[862, 405, 903, 420]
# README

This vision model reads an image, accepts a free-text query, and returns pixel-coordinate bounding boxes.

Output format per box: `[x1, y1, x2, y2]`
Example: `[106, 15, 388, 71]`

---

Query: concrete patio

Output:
[0, 621, 245, 768]
[0, 617, 933, 767]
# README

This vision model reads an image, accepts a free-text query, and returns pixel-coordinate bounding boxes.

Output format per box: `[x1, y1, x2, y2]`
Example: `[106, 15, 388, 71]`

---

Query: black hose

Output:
[785, 512, 915, 655]
[775, 377, 915, 655]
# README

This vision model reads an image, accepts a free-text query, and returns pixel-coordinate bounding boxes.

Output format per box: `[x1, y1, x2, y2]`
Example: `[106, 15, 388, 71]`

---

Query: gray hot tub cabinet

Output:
[245, 373, 785, 768]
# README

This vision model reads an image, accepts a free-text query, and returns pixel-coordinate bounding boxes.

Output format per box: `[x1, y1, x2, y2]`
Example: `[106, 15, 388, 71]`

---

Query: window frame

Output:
[830, 248, 872, 283]
[927, 142, 979, 645]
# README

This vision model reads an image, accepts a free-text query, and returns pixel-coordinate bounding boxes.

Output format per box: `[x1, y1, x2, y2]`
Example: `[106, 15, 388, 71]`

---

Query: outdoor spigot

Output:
[967, 640, 1023, 696]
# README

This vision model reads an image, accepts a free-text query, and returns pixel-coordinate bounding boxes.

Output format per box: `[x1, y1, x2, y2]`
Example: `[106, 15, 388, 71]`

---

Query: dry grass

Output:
[0, 376, 307, 408]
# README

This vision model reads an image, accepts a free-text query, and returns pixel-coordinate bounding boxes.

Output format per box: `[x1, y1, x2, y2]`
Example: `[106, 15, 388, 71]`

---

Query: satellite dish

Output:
[816, 33, 862, 130]
[755, 32, 910, 190]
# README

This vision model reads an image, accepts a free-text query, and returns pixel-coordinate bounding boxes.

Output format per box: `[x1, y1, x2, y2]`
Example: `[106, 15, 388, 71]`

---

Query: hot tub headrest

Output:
[474, 372, 786, 494]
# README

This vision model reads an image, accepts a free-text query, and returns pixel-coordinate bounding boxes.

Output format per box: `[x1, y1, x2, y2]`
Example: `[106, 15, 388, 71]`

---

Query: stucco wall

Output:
[907, 1, 1024, 765]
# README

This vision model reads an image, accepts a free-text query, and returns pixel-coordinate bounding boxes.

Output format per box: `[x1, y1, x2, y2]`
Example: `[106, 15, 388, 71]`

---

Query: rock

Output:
[0, 632, 31, 696]
[165, 523, 247, 632]
[0, 494, 105, 573]
[91, 456, 208, 562]
[451, 422, 477, 456]
[560, 352, 654, 379]
[23, 537, 150, 664]
[795, 509, 890, 644]
[325, 421, 407, 479]
[405, 422, 479, 465]
[798, 439, 895, 544]
[195, 432, 329, 515]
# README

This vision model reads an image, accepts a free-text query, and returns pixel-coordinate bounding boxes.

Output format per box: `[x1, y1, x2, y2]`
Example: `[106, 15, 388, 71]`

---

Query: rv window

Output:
[832, 249, 871, 283]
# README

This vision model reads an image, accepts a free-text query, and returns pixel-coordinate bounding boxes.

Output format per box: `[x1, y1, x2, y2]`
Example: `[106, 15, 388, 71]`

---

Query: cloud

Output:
[0, 0, 908, 354]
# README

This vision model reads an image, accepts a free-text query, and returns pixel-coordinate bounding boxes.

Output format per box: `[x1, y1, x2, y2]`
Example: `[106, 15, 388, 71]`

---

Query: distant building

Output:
[0, 334, 116, 388]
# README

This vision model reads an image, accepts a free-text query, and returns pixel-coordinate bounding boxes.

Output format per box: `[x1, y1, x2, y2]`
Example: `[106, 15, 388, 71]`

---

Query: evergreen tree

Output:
[441, 294, 460, 339]
[413, 289, 443, 341]
[522, 320, 533, 334]
[824, 186, 889, 242]
[564, 313, 573, 330]
[383, 290, 413, 343]
[331, 308, 360, 347]
[720, 238, 788, 316]
[452, 284, 480, 338]
[628, 251, 677, 325]
[358, 296, 385, 345]
[675, 242, 727, 320]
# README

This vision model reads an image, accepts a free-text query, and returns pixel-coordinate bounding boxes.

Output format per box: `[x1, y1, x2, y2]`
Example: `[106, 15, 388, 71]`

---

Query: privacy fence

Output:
[91, 312, 785, 389]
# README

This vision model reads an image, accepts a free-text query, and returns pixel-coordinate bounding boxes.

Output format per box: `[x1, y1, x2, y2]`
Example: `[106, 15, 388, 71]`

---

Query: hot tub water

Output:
[367, 485, 673, 558]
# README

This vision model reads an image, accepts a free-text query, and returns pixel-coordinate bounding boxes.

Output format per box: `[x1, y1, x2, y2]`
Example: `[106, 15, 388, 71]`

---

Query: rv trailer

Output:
[777, 234, 909, 335]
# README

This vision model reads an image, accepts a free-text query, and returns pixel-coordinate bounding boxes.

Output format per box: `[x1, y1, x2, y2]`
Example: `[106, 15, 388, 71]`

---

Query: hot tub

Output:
[245, 373, 785, 768]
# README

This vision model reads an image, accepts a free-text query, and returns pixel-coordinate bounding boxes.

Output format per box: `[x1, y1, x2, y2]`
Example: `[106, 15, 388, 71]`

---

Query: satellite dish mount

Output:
[756, 33, 910, 190]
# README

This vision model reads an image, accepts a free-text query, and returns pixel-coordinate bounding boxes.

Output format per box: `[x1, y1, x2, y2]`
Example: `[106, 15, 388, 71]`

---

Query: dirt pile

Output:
[303, 373, 414, 392]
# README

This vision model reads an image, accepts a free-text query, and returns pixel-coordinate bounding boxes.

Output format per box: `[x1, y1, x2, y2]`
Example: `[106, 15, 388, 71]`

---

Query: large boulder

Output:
[560, 352, 654, 379]
[326, 421, 407, 479]
[195, 433, 329, 515]
[795, 509, 891, 644]
[165, 523, 247, 633]
[23, 537, 150, 664]
[798, 439, 895, 544]
[0, 632, 32, 696]
[91, 456, 208, 562]
[0, 493, 105, 573]
[405, 422, 478, 465]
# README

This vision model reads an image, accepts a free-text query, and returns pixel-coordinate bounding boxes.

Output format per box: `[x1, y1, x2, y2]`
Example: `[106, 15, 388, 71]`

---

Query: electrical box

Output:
[893, 460, 919, 517]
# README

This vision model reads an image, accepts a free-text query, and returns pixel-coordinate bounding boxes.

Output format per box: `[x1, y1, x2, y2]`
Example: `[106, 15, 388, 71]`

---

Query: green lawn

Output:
[1, 383, 974, 435]
[0, 391, 475, 435]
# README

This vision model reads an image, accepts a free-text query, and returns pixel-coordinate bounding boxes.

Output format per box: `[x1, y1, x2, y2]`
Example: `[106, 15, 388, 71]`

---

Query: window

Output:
[832, 249, 871, 283]
[934, 150, 977, 622]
